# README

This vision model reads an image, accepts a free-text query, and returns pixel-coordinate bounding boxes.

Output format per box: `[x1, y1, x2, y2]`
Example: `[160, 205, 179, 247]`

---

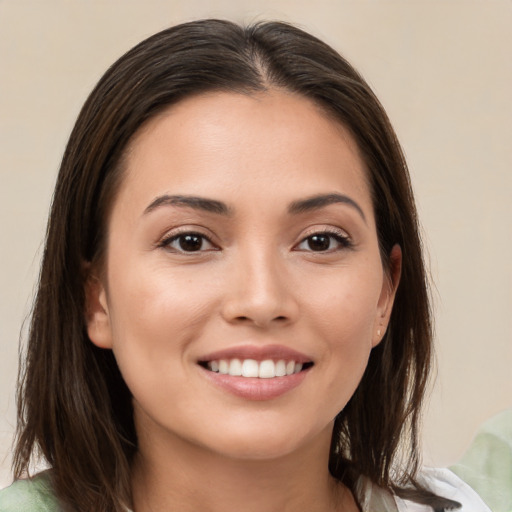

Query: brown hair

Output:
[14, 19, 460, 511]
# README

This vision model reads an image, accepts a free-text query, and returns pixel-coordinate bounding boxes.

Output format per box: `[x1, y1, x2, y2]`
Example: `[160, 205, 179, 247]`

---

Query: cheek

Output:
[104, 261, 218, 388]
[305, 265, 383, 341]
[301, 265, 383, 404]
[108, 256, 215, 331]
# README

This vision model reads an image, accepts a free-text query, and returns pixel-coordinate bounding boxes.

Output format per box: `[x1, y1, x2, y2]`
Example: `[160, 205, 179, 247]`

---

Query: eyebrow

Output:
[288, 193, 366, 222]
[143, 192, 366, 222]
[144, 195, 231, 216]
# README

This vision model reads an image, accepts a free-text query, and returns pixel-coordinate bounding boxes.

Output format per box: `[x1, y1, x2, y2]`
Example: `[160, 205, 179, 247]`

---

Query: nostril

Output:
[232, 314, 289, 327]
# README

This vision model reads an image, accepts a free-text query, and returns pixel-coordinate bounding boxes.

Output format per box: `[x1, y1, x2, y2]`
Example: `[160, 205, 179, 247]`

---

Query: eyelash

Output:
[295, 229, 353, 253]
[158, 228, 352, 254]
[158, 231, 218, 253]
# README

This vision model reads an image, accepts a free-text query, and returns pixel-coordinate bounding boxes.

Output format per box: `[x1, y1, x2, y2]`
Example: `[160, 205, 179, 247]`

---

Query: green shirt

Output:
[0, 467, 490, 511]
[451, 408, 512, 512]
[0, 471, 61, 511]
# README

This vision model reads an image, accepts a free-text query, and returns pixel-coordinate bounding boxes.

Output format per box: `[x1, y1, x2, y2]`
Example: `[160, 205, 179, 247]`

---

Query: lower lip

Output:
[199, 366, 311, 401]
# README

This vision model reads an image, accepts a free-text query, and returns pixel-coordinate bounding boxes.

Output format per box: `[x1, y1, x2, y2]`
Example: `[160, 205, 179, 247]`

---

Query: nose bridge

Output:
[222, 241, 297, 327]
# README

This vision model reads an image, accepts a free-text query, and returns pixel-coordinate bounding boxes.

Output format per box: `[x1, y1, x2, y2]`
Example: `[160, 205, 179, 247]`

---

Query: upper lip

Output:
[197, 344, 313, 364]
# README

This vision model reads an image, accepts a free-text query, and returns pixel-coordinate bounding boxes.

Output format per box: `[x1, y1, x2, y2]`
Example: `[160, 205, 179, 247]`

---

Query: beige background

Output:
[1, 0, 511, 487]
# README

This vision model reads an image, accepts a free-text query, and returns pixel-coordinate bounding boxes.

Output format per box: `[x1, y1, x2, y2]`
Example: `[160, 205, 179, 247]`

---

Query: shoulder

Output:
[403, 468, 491, 512]
[355, 468, 491, 512]
[450, 408, 512, 512]
[0, 471, 62, 512]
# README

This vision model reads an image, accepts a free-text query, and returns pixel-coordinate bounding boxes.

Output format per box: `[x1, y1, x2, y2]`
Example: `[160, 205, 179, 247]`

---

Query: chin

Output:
[200, 417, 332, 462]
[212, 437, 305, 461]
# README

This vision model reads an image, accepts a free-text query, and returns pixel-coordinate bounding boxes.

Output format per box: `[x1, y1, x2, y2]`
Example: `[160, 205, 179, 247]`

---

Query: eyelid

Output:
[157, 226, 219, 253]
[294, 226, 353, 251]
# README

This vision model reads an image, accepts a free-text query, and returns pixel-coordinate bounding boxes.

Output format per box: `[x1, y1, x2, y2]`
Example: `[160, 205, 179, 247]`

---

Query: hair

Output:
[13, 19, 460, 512]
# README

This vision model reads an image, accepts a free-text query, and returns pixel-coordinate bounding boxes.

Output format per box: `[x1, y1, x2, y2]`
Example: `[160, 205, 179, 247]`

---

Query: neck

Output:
[130, 422, 357, 512]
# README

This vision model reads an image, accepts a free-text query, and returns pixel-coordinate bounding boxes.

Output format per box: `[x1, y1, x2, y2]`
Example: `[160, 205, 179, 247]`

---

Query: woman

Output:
[0, 19, 489, 511]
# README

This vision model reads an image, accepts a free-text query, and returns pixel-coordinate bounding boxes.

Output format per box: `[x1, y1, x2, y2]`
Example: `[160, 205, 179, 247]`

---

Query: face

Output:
[86, 90, 400, 462]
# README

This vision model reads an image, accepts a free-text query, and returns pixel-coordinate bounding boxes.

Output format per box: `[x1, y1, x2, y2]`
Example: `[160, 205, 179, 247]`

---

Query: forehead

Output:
[115, 90, 372, 216]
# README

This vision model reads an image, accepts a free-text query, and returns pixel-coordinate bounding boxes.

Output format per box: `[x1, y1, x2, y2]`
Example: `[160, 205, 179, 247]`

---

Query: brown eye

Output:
[162, 232, 216, 253]
[177, 234, 203, 251]
[296, 231, 352, 252]
[307, 234, 330, 251]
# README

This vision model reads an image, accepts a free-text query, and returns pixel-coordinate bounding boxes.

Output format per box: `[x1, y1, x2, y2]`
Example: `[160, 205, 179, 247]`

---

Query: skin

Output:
[86, 90, 401, 512]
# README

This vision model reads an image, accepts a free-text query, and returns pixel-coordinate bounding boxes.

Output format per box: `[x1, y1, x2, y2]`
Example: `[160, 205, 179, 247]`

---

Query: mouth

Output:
[197, 345, 314, 400]
[198, 358, 314, 378]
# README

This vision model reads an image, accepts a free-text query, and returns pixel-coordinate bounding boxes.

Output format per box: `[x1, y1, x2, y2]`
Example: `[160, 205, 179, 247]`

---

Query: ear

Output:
[373, 244, 402, 347]
[84, 267, 113, 349]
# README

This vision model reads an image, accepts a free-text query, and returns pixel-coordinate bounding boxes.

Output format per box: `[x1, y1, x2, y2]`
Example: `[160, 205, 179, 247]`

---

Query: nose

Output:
[220, 249, 299, 328]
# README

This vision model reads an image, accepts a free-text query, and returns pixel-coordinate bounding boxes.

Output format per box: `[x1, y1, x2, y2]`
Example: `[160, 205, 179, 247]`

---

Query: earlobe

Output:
[373, 244, 402, 347]
[84, 271, 113, 349]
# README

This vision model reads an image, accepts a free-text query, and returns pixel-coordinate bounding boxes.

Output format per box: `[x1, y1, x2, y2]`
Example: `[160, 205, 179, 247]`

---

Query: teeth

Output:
[206, 358, 306, 378]
[275, 360, 286, 377]
[241, 359, 259, 377]
[218, 360, 229, 374]
[229, 359, 242, 376]
[259, 360, 275, 379]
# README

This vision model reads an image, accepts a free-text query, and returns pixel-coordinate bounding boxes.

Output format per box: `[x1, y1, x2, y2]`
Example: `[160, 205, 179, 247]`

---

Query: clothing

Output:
[0, 471, 58, 512]
[355, 467, 490, 511]
[451, 408, 512, 512]
[0, 468, 490, 512]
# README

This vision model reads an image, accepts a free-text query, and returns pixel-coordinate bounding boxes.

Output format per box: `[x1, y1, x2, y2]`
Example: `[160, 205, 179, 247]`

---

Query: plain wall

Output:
[1, 0, 511, 487]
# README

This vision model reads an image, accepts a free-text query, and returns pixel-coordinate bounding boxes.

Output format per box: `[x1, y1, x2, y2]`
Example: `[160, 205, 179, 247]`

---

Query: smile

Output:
[197, 345, 314, 400]
[202, 359, 312, 378]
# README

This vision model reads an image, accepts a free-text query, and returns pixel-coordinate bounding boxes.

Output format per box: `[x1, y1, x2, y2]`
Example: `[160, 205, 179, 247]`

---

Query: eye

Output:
[161, 232, 217, 253]
[296, 231, 352, 252]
